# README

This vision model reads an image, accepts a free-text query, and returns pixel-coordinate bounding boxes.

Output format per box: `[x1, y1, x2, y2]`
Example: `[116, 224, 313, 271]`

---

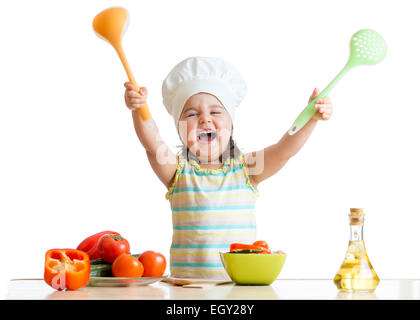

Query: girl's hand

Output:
[124, 82, 148, 111]
[309, 87, 333, 121]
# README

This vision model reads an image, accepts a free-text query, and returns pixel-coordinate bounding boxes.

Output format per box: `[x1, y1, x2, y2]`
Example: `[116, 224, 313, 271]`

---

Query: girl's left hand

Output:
[309, 87, 333, 121]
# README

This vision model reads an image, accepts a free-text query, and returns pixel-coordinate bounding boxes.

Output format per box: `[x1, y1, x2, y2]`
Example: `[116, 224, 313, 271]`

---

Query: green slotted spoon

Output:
[288, 29, 387, 135]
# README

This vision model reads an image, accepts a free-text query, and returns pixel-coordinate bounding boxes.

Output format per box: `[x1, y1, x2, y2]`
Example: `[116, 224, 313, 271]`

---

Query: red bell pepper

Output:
[229, 243, 271, 254]
[76, 230, 120, 259]
[44, 249, 90, 291]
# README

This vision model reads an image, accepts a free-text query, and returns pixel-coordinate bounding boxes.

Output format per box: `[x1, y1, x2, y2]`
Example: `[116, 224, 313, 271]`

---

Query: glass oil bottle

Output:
[334, 208, 379, 292]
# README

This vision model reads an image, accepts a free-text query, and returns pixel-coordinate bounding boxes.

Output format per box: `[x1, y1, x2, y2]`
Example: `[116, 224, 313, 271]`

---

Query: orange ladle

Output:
[93, 7, 152, 122]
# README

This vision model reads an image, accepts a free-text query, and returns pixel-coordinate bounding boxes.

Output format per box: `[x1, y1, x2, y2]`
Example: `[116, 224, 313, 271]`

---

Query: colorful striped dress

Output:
[165, 153, 259, 279]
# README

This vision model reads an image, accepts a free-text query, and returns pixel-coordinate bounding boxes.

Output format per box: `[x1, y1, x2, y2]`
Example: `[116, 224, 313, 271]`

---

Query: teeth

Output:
[198, 131, 214, 136]
[198, 131, 216, 141]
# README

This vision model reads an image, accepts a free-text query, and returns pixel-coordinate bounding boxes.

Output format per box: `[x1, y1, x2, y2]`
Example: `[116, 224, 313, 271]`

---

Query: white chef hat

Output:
[162, 56, 247, 127]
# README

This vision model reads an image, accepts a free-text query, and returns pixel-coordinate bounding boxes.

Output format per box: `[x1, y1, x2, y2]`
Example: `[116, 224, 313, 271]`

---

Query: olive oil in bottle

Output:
[334, 208, 379, 292]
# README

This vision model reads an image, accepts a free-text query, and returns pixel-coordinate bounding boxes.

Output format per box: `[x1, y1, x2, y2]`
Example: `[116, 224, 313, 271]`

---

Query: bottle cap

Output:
[349, 208, 365, 225]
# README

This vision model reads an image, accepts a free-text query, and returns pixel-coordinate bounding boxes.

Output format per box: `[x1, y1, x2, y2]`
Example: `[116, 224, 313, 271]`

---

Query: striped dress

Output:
[165, 153, 259, 279]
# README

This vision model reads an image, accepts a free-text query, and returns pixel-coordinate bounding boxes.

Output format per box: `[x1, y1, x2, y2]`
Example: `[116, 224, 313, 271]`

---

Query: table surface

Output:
[6, 278, 420, 300]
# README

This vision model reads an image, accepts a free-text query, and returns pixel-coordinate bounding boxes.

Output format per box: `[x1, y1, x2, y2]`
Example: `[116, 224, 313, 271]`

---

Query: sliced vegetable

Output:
[44, 249, 90, 290]
[77, 231, 120, 260]
[230, 249, 264, 254]
[138, 251, 167, 277]
[112, 253, 144, 278]
[252, 240, 270, 250]
[97, 234, 130, 263]
[229, 243, 271, 254]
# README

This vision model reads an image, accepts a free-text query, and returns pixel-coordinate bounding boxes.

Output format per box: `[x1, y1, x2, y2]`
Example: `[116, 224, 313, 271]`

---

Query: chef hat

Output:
[162, 56, 247, 127]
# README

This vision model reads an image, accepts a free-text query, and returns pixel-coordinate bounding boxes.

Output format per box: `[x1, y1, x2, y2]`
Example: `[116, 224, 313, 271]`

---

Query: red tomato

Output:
[112, 253, 144, 278]
[97, 234, 130, 263]
[76, 230, 120, 260]
[138, 251, 167, 277]
[253, 240, 270, 250]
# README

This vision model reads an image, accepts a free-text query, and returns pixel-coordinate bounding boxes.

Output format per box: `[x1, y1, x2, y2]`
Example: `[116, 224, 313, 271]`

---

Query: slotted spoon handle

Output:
[288, 29, 386, 135]
[288, 63, 352, 135]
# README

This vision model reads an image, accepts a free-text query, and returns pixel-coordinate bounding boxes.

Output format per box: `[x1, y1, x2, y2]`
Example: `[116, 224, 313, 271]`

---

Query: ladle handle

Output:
[114, 43, 152, 122]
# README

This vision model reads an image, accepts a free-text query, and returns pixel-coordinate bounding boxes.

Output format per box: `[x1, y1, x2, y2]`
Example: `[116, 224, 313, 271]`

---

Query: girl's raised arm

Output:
[131, 112, 178, 189]
[244, 88, 332, 188]
[125, 82, 178, 189]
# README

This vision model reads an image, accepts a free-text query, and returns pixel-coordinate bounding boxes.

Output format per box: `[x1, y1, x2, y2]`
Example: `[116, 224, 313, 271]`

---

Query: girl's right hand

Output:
[124, 82, 148, 111]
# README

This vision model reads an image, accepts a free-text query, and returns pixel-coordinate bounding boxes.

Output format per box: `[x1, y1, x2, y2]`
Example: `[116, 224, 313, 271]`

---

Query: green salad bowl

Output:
[219, 252, 287, 285]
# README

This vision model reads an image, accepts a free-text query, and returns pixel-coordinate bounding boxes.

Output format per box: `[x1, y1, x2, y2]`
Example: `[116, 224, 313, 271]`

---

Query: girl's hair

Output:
[177, 135, 242, 164]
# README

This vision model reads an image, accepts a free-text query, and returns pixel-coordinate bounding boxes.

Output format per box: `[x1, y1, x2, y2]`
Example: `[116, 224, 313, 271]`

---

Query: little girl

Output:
[124, 57, 333, 279]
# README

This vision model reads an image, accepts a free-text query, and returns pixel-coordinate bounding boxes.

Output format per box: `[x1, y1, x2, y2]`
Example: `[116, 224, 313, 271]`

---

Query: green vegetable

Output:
[90, 258, 107, 265]
[90, 269, 113, 277]
[90, 264, 112, 271]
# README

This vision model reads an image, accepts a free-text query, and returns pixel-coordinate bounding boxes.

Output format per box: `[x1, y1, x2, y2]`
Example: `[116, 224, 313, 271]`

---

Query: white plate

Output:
[87, 275, 168, 287]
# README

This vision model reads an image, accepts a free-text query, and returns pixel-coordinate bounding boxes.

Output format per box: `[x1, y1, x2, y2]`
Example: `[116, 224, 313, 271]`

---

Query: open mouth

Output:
[197, 131, 217, 143]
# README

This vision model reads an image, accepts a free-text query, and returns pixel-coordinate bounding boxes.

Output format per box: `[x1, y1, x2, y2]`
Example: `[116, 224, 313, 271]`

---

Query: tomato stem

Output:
[109, 234, 124, 241]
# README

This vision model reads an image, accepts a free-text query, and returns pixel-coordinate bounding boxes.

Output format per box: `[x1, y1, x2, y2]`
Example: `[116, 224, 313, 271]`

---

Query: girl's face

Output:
[178, 93, 232, 163]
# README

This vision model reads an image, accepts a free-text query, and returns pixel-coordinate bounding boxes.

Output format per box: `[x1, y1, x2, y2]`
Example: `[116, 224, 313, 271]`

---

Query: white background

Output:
[1, 0, 419, 298]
